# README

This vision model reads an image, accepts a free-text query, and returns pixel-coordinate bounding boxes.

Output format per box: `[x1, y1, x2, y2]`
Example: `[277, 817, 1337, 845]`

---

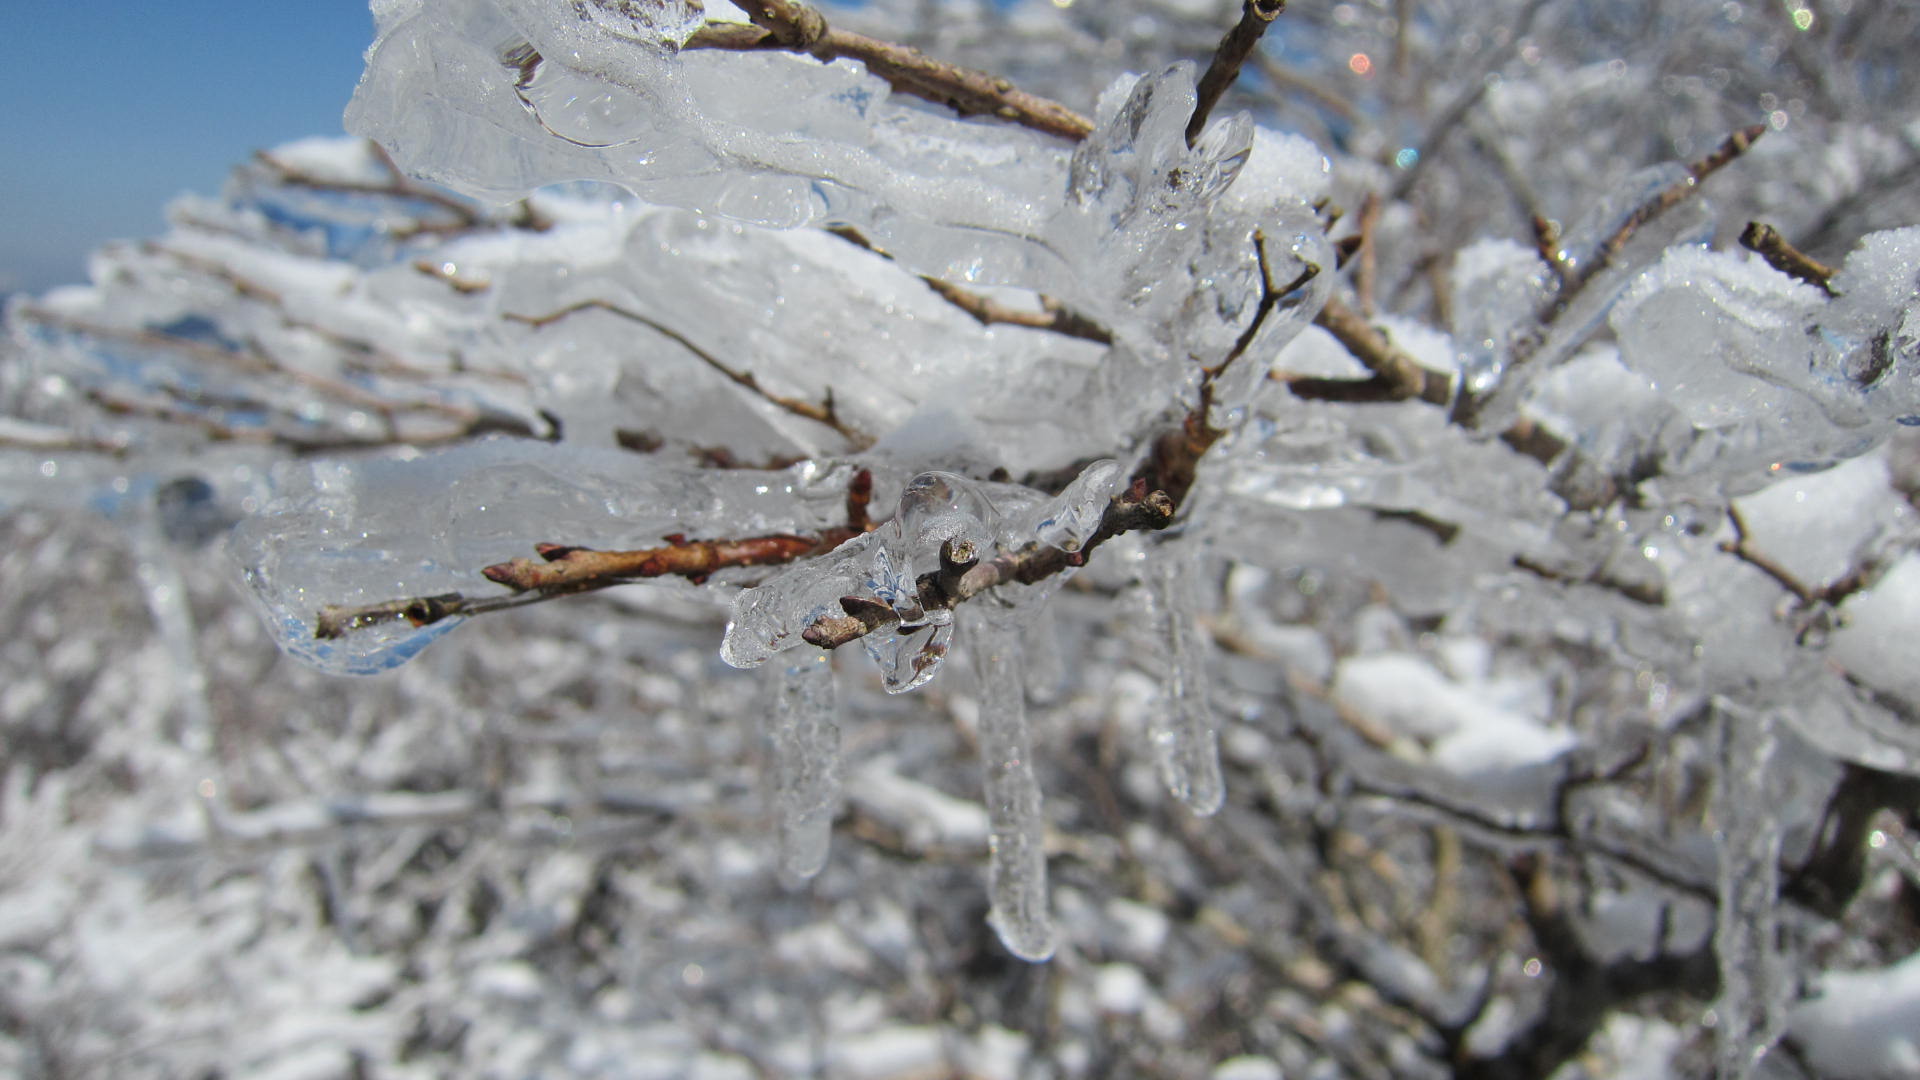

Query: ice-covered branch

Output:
[312, 467, 875, 640]
[684, 0, 1094, 141]
[503, 299, 868, 447]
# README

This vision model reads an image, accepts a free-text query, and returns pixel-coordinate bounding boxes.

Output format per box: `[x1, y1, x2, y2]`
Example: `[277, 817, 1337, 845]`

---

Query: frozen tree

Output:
[4, 0, 1920, 1077]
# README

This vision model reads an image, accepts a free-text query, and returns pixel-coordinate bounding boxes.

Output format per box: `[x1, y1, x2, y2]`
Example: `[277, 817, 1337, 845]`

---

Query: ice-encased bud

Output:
[722, 533, 877, 668]
[862, 621, 954, 695]
[868, 471, 998, 628]
[1031, 458, 1123, 553]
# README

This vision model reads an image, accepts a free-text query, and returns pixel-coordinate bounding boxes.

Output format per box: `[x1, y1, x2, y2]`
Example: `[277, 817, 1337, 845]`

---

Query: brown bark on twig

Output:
[1289, 295, 1453, 405]
[1449, 124, 1768, 428]
[800, 481, 1177, 649]
[315, 469, 877, 639]
[1186, 0, 1288, 148]
[504, 299, 869, 448]
[1740, 221, 1839, 296]
[681, 3, 1092, 141]
[825, 225, 1112, 345]
[805, 232, 1317, 652]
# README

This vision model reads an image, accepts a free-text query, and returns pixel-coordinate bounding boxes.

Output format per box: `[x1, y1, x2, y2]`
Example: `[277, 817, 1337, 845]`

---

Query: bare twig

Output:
[677, 2, 1093, 141]
[1287, 295, 1453, 404]
[1740, 221, 1839, 296]
[800, 480, 1177, 649]
[504, 299, 869, 447]
[1187, 0, 1288, 148]
[1566, 124, 1768, 302]
[1449, 123, 1768, 427]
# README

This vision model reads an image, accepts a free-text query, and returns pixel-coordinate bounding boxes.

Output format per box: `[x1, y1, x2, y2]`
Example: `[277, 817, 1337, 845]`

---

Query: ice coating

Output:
[1029, 458, 1122, 553]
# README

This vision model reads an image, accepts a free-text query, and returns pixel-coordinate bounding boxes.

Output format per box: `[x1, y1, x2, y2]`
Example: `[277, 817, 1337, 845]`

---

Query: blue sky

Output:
[1, 3, 375, 295]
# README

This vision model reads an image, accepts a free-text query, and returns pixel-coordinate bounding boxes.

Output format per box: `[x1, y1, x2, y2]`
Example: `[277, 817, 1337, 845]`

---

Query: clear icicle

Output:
[1146, 548, 1226, 816]
[966, 611, 1056, 962]
[769, 653, 841, 881]
[1712, 700, 1786, 1080]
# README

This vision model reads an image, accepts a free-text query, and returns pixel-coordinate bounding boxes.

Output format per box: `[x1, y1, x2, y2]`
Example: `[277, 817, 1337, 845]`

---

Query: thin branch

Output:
[1186, 0, 1288, 148]
[1287, 295, 1453, 404]
[826, 225, 1111, 344]
[504, 299, 869, 447]
[1566, 124, 1769, 302]
[800, 480, 1177, 649]
[1354, 191, 1382, 317]
[1449, 123, 1768, 427]
[1740, 221, 1838, 296]
[315, 469, 876, 640]
[678, 2, 1093, 141]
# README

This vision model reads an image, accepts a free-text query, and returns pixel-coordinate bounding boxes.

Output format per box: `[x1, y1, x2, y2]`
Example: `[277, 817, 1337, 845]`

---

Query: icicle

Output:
[1146, 548, 1226, 816]
[768, 653, 841, 881]
[869, 471, 998, 628]
[1711, 700, 1787, 1080]
[966, 610, 1056, 961]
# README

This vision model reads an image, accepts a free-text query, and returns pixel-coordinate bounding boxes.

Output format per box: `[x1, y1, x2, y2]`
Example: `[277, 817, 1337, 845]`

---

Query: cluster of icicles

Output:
[719, 460, 1225, 961]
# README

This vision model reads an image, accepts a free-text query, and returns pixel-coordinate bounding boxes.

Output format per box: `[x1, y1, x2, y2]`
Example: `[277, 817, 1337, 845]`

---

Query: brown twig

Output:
[1287, 296, 1453, 405]
[677, 3, 1093, 141]
[1568, 125, 1768, 301]
[1354, 192, 1383, 317]
[256, 148, 483, 234]
[314, 469, 877, 639]
[800, 480, 1177, 649]
[1449, 124, 1768, 428]
[503, 299, 869, 447]
[825, 225, 1111, 344]
[1187, 0, 1288, 148]
[1739, 221, 1839, 296]
[917, 277, 1114, 344]
[1718, 502, 1881, 614]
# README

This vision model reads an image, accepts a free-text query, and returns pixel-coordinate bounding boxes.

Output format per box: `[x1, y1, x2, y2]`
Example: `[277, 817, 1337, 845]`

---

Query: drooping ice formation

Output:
[769, 652, 841, 881]
[965, 609, 1055, 962]
[1140, 545, 1226, 816]
[1712, 702, 1788, 1080]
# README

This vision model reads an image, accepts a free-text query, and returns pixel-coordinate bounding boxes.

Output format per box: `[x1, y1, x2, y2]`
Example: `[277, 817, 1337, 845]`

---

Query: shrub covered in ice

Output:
[5, 0, 1920, 1075]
